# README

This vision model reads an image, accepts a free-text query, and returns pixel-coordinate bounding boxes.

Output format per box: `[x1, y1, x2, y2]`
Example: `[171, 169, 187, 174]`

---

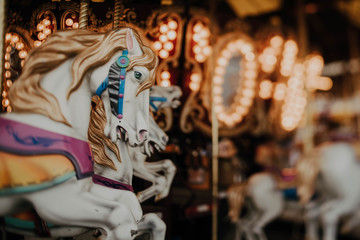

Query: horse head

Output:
[92, 28, 158, 147]
[149, 85, 182, 112]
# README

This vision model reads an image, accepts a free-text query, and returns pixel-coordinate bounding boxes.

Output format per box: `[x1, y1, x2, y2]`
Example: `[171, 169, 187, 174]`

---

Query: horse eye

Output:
[134, 71, 142, 80]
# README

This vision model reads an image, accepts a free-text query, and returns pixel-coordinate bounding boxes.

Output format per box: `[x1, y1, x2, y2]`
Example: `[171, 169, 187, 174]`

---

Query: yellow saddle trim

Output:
[0, 151, 75, 189]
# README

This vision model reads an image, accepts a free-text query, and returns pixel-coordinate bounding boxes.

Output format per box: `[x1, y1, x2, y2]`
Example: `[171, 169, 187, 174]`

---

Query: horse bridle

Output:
[96, 49, 129, 119]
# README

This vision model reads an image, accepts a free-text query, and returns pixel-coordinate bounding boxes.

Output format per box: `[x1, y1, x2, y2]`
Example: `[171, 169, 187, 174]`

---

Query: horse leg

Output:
[88, 183, 143, 223]
[144, 159, 176, 201]
[321, 199, 358, 240]
[136, 213, 166, 240]
[304, 201, 321, 240]
[26, 179, 138, 240]
[242, 211, 260, 240]
[133, 163, 165, 203]
[251, 194, 283, 240]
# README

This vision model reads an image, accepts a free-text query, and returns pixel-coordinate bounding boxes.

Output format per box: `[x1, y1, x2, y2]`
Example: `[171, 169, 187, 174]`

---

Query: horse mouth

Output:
[147, 140, 164, 156]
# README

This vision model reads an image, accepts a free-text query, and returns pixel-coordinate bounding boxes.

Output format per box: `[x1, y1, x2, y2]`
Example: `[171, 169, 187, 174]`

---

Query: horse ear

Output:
[126, 28, 142, 57]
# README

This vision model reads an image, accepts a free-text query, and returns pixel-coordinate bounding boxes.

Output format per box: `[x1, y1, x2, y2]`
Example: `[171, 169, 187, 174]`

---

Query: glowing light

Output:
[44, 28, 52, 35]
[192, 33, 201, 42]
[273, 83, 287, 101]
[11, 35, 19, 43]
[168, 20, 178, 30]
[34, 40, 42, 47]
[38, 32, 46, 41]
[6, 80, 12, 87]
[245, 52, 255, 61]
[259, 80, 273, 99]
[19, 50, 27, 59]
[200, 29, 210, 38]
[270, 35, 284, 48]
[43, 19, 51, 26]
[5, 71, 11, 78]
[202, 46, 212, 56]
[2, 99, 9, 107]
[4, 62, 10, 69]
[164, 41, 174, 51]
[190, 73, 201, 83]
[73, 22, 79, 29]
[217, 57, 228, 66]
[16, 42, 24, 50]
[159, 49, 169, 59]
[193, 45, 201, 54]
[65, 18, 74, 26]
[167, 30, 177, 40]
[193, 22, 203, 33]
[159, 34, 168, 43]
[195, 54, 206, 63]
[161, 71, 170, 80]
[153, 41, 162, 51]
[4, 53, 10, 61]
[160, 24, 168, 34]
[189, 82, 200, 91]
[160, 79, 171, 87]
[5, 33, 11, 41]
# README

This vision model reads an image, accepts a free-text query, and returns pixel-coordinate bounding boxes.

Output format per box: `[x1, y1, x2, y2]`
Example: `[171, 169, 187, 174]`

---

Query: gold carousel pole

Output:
[297, 0, 312, 153]
[0, 0, 5, 98]
[79, 0, 89, 30]
[113, 0, 122, 29]
[210, 1, 219, 240]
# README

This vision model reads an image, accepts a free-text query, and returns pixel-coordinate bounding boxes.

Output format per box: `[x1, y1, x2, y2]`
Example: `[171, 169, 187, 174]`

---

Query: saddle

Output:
[0, 117, 94, 195]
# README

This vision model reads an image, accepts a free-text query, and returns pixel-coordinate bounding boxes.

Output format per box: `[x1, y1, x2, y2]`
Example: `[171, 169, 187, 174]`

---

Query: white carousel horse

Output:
[0, 27, 158, 240]
[296, 141, 360, 240]
[226, 143, 318, 240]
[130, 115, 177, 203]
[89, 95, 166, 240]
[149, 85, 182, 112]
[129, 85, 181, 203]
[227, 172, 318, 240]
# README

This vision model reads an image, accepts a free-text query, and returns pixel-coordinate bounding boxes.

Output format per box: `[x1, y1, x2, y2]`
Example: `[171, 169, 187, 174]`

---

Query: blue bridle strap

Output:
[149, 96, 167, 112]
[95, 77, 109, 97]
[116, 50, 129, 119]
[95, 49, 129, 119]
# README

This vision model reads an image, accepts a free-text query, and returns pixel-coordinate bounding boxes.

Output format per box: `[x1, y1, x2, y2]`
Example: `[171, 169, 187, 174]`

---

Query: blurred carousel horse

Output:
[227, 143, 319, 240]
[132, 85, 182, 203]
[297, 141, 360, 240]
[0, 27, 158, 240]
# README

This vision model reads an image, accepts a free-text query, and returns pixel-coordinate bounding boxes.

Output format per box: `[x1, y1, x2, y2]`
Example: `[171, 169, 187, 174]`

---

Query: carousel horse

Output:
[149, 85, 182, 112]
[296, 141, 360, 240]
[131, 85, 181, 203]
[226, 143, 318, 240]
[0, 27, 158, 240]
[88, 95, 166, 240]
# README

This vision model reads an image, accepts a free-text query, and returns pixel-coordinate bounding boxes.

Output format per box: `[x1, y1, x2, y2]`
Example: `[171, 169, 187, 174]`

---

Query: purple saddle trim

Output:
[92, 174, 133, 192]
[0, 117, 93, 179]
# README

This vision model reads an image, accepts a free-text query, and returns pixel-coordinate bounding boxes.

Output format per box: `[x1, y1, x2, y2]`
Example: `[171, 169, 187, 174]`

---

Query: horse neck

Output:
[94, 140, 134, 185]
[40, 59, 92, 140]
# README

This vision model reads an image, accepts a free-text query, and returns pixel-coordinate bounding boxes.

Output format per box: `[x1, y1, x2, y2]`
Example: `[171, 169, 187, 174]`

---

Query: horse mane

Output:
[296, 149, 321, 204]
[88, 96, 121, 170]
[9, 27, 158, 126]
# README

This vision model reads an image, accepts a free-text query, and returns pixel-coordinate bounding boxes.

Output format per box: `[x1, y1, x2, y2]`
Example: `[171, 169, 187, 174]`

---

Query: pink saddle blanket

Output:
[0, 117, 94, 179]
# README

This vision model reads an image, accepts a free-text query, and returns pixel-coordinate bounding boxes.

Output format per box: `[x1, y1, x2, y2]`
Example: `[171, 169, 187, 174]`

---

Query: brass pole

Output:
[113, 0, 121, 29]
[347, 24, 360, 138]
[210, 1, 218, 240]
[79, 0, 89, 30]
[0, 0, 6, 103]
[297, 0, 313, 153]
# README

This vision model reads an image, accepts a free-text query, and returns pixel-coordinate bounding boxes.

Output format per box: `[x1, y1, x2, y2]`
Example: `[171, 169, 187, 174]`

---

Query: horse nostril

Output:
[138, 130, 148, 142]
